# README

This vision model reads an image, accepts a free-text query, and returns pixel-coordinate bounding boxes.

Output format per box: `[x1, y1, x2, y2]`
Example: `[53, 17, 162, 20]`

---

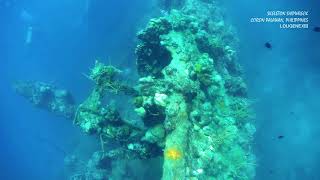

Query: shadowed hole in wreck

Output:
[137, 43, 172, 78]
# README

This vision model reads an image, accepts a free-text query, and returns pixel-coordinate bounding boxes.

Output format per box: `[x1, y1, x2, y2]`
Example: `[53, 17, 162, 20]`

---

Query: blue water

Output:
[0, 0, 319, 179]
[223, 1, 320, 179]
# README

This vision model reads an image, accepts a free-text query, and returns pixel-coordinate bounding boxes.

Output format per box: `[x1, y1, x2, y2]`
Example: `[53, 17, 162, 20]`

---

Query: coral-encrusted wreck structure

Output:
[15, 0, 256, 179]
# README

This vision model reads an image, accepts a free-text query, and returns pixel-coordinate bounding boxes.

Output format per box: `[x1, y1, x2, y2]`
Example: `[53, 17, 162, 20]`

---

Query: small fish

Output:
[313, 27, 320, 32]
[278, 135, 284, 139]
[265, 42, 272, 49]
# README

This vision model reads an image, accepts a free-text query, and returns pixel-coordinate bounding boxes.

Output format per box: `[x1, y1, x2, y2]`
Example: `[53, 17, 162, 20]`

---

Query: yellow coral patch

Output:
[165, 148, 182, 160]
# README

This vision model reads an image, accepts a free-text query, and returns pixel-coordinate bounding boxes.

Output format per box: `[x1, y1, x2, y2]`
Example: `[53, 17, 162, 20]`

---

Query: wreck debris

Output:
[14, 81, 75, 119]
[14, 0, 256, 179]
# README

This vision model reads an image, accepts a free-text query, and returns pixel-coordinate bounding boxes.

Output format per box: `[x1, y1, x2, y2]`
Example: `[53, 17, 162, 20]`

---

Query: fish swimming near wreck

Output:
[313, 26, 320, 32]
[265, 42, 272, 49]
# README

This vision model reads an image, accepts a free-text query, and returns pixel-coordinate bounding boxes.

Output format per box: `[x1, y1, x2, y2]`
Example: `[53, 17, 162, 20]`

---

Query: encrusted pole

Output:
[135, 0, 256, 179]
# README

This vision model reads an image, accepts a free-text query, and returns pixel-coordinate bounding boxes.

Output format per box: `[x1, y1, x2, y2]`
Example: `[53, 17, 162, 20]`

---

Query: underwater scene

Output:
[0, 0, 319, 179]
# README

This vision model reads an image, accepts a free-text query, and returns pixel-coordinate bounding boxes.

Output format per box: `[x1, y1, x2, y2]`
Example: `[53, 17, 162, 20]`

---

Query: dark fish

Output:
[313, 27, 320, 32]
[278, 135, 284, 139]
[265, 42, 272, 49]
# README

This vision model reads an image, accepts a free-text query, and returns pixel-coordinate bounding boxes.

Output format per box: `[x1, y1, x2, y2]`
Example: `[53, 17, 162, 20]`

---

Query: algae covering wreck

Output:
[14, 0, 256, 179]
